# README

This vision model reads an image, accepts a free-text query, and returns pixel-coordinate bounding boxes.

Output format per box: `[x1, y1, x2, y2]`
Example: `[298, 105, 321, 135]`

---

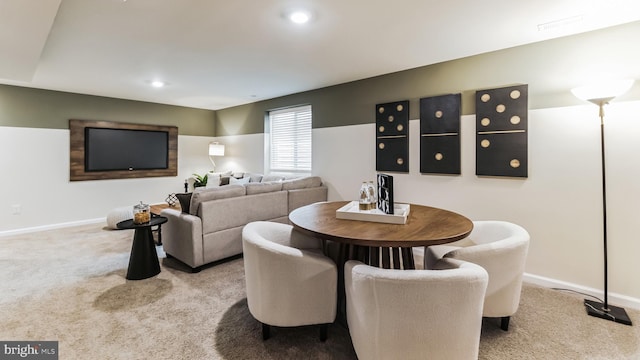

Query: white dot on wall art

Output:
[396, 104, 403, 112]
[481, 139, 490, 148]
[388, 115, 394, 122]
[435, 153, 443, 161]
[379, 125, 385, 132]
[435, 110, 443, 118]
[481, 118, 491, 126]
[510, 90, 521, 99]
[481, 94, 491, 102]
[510, 159, 521, 168]
[379, 142, 385, 149]
[379, 107, 385, 114]
[496, 104, 506, 113]
[397, 124, 403, 131]
[397, 158, 404, 165]
[510, 115, 521, 125]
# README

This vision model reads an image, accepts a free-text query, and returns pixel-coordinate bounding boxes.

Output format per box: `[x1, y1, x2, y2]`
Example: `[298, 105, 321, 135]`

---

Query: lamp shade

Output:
[571, 79, 634, 102]
[209, 142, 225, 156]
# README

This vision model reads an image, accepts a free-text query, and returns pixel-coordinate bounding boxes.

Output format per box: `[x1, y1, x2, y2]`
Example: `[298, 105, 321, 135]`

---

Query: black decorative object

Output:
[175, 193, 192, 214]
[377, 173, 394, 214]
[376, 101, 409, 173]
[165, 193, 178, 207]
[475, 84, 528, 177]
[420, 94, 461, 175]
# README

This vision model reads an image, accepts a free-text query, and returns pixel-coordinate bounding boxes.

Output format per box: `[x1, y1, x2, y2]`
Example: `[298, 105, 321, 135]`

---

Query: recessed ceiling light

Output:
[289, 11, 310, 24]
[151, 80, 165, 88]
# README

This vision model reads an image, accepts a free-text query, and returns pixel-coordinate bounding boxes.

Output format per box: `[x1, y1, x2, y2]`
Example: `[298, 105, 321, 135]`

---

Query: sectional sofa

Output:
[160, 176, 328, 271]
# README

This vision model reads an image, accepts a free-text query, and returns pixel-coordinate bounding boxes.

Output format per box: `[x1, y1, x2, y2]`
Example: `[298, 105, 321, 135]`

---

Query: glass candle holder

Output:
[133, 201, 151, 224]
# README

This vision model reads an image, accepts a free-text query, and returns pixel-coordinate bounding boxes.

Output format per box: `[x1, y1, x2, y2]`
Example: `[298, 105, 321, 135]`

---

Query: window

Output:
[266, 105, 312, 174]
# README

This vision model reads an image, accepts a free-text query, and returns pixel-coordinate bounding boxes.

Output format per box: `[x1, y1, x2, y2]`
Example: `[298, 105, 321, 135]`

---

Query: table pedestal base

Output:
[127, 227, 161, 280]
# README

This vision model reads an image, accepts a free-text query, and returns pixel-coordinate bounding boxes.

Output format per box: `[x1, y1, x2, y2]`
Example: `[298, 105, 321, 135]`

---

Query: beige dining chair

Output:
[345, 258, 488, 360]
[242, 221, 337, 341]
[423, 220, 530, 331]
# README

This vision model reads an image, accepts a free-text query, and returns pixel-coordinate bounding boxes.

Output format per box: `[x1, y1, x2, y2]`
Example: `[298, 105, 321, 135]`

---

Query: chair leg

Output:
[262, 323, 271, 340]
[500, 316, 510, 331]
[319, 323, 328, 342]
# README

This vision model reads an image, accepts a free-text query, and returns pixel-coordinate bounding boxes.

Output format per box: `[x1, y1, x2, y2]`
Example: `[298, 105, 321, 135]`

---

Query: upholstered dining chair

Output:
[345, 258, 488, 360]
[242, 221, 337, 341]
[422, 220, 530, 331]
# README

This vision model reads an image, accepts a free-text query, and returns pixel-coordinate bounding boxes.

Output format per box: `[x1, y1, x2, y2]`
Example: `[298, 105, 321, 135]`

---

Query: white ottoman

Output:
[106, 206, 133, 229]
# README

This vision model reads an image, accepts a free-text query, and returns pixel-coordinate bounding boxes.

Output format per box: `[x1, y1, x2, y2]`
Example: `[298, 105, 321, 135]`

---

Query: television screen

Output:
[85, 127, 169, 171]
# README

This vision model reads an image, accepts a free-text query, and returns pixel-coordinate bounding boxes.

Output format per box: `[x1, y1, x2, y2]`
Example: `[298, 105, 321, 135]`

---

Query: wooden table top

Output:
[289, 201, 473, 247]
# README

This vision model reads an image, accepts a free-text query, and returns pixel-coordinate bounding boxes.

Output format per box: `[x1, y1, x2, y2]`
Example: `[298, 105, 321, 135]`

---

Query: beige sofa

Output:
[160, 176, 328, 271]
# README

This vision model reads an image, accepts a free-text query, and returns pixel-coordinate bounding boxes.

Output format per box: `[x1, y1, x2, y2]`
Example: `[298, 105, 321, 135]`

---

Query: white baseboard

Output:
[524, 272, 640, 311]
[0, 218, 106, 237]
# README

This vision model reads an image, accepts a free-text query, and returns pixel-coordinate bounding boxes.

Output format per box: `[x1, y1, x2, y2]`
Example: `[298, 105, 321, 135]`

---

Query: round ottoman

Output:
[106, 206, 133, 229]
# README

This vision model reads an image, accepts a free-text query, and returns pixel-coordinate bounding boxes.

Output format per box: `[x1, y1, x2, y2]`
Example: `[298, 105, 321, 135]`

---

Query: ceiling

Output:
[2, 0, 640, 111]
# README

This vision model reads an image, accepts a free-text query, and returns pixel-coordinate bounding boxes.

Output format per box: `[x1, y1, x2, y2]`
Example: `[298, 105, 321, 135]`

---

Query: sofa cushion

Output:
[201, 191, 288, 234]
[281, 176, 323, 190]
[262, 174, 284, 182]
[245, 181, 283, 195]
[189, 185, 246, 215]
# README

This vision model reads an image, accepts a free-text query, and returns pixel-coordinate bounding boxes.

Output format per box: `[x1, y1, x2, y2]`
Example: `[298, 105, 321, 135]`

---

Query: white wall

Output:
[0, 128, 216, 232]
[216, 101, 640, 303]
[2, 101, 639, 303]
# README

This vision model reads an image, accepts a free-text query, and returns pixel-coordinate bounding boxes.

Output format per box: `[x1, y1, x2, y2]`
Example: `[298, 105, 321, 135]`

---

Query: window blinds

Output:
[268, 105, 312, 173]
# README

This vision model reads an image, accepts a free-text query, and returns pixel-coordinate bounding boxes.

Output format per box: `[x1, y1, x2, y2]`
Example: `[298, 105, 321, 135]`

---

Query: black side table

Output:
[117, 216, 168, 280]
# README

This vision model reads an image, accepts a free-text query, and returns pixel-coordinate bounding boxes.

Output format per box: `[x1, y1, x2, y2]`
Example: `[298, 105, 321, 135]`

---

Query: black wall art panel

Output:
[420, 94, 461, 175]
[376, 100, 409, 173]
[475, 84, 528, 178]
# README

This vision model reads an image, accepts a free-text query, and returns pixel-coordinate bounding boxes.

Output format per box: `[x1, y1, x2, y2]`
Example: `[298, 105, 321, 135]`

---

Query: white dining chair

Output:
[345, 258, 488, 360]
[242, 221, 337, 341]
[423, 220, 530, 330]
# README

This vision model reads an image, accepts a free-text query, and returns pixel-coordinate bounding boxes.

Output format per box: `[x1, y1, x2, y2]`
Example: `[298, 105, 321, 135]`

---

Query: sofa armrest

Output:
[160, 208, 204, 268]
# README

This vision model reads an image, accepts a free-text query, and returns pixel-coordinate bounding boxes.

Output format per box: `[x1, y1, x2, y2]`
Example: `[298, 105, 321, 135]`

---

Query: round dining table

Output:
[288, 201, 473, 270]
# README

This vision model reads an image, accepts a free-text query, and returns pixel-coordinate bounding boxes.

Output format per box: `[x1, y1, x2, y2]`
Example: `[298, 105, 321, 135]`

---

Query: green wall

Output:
[0, 85, 216, 136]
[216, 20, 640, 136]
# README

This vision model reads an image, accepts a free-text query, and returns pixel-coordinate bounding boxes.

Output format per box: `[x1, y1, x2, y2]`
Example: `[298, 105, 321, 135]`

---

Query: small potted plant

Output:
[192, 173, 208, 188]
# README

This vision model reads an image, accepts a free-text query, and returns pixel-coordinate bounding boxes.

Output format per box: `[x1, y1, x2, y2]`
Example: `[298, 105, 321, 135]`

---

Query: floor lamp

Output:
[208, 142, 225, 172]
[571, 79, 634, 326]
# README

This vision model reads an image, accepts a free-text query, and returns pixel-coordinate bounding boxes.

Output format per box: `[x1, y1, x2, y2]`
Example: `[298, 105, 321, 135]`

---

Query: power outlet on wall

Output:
[11, 204, 21, 215]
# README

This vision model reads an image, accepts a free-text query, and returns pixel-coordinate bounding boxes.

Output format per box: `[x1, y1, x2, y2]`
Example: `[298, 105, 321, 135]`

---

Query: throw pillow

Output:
[175, 193, 192, 214]
[206, 173, 222, 188]
[245, 173, 264, 183]
[229, 176, 250, 185]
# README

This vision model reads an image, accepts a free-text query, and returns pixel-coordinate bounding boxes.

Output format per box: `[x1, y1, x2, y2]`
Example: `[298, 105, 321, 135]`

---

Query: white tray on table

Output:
[335, 201, 410, 224]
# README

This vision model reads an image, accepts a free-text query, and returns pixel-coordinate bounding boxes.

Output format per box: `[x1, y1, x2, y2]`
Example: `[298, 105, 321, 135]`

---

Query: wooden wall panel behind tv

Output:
[69, 119, 178, 181]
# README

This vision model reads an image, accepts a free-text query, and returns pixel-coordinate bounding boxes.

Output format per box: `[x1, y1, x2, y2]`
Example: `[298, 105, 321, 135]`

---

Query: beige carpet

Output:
[1, 223, 639, 359]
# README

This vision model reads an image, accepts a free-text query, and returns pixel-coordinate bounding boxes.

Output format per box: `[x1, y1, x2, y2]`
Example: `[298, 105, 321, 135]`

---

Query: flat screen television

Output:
[69, 119, 178, 181]
[85, 127, 168, 171]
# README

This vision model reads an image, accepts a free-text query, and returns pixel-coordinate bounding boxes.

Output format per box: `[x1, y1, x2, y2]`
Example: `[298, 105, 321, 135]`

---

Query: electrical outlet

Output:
[12, 204, 21, 215]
